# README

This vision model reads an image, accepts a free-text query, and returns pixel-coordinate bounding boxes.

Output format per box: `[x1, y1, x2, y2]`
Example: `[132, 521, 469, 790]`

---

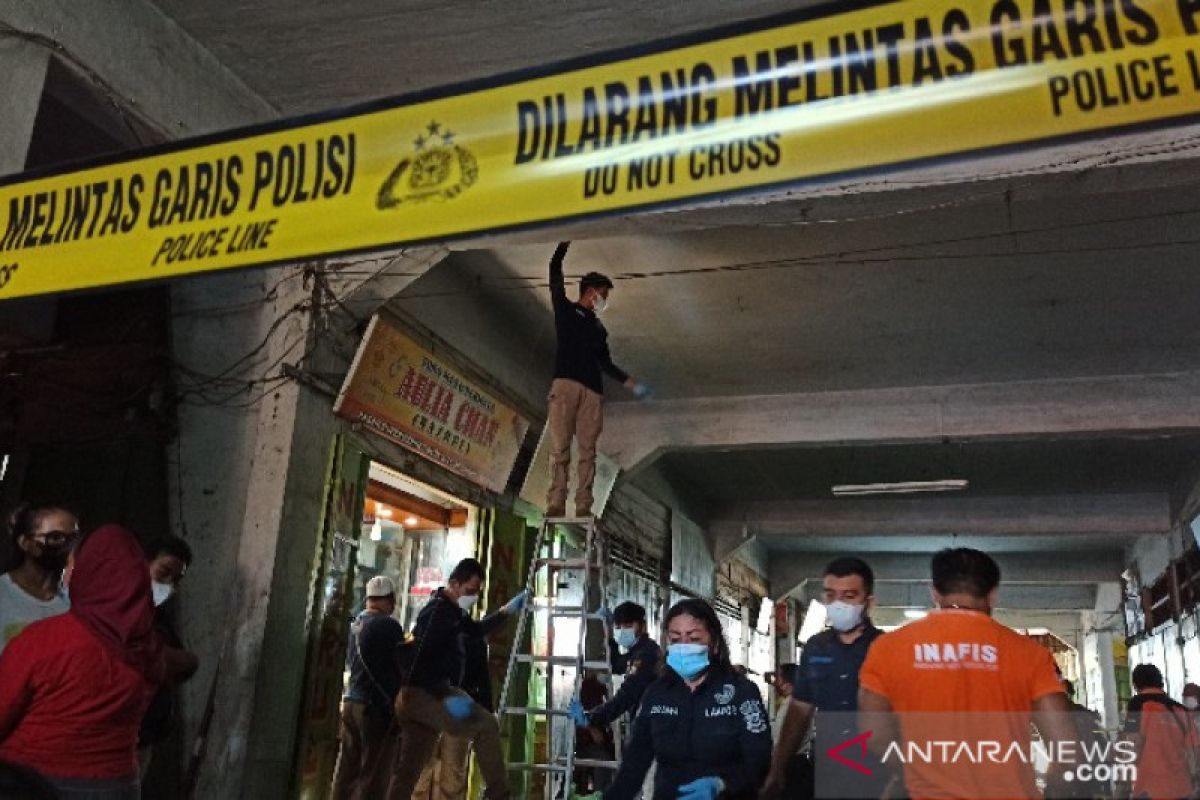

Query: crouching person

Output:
[390, 558, 526, 800]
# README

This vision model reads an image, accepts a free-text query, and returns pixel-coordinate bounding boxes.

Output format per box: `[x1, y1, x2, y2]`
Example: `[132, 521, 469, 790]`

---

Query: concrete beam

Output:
[0, 0, 275, 145]
[769, 551, 1125, 599]
[715, 493, 1168, 540]
[604, 371, 1200, 472]
[800, 581, 1097, 612]
[324, 246, 450, 322]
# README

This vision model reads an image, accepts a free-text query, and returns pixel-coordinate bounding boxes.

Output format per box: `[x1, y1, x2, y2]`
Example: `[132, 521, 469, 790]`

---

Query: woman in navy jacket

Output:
[603, 598, 772, 800]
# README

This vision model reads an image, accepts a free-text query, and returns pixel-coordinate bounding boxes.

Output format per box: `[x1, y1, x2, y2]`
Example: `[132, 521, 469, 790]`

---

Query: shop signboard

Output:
[335, 314, 530, 493]
[3, 0, 1200, 299]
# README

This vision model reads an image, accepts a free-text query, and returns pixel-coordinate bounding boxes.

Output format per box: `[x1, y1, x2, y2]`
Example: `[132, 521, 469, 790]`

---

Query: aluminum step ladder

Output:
[498, 516, 620, 798]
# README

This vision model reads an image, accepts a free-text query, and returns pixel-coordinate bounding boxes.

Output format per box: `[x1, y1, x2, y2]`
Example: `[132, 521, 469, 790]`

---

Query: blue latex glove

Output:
[443, 695, 475, 720]
[502, 590, 529, 614]
[567, 697, 590, 727]
[597, 605, 614, 626]
[677, 777, 724, 800]
[631, 382, 651, 399]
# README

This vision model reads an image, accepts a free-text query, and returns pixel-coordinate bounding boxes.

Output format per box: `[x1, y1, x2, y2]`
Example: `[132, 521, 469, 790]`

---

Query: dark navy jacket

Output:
[550, 243, 628, 394]
[590, 634, 662, 728]
[408, 589, 505, 696]
[343, 609, 406, 713]
[792, 623, 883, 715]
[794, 623, 887, 796]
[604, 666, 772, 800]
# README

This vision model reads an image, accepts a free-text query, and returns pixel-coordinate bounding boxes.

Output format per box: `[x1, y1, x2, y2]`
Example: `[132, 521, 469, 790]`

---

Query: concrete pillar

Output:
[1095, 629, 1121, 730]
[192, 271, 319, 798]
[0, 36, 49, 174]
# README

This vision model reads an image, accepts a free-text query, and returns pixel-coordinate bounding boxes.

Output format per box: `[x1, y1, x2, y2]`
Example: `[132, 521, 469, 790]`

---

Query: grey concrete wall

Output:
[0, 4, 283, 796]
[387, 250, 556, 414]
[0, 36, 48, 174]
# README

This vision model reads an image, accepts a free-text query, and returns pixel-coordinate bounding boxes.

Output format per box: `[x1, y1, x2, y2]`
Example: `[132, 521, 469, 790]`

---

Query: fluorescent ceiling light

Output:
[405, 516, 419, 526]
[903, 608, 929, 619]
[832, 479, 968, 496]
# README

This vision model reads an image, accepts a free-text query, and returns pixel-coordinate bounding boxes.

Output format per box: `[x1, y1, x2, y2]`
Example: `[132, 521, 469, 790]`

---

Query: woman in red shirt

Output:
[0, 524, 167, 799]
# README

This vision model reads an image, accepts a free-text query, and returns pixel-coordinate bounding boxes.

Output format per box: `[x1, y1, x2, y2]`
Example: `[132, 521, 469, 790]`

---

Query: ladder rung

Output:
[545, 516, 595, 526]
[534, 557, 589, 569]
[516, 654, 612, 670]
[507, 763, 568, 773]
[500, 706, 570, 717]
[528, 604, 606, 620]
[568, 758, 620, 769]
[552, 610, 608, 620]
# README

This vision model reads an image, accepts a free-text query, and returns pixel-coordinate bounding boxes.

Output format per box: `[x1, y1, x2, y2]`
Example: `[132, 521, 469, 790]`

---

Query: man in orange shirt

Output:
[1121, 663, 1199, 800]
[857, 548, 1076, 800]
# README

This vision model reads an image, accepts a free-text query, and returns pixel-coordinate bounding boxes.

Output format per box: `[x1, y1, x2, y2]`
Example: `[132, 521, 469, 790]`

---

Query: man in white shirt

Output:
[771, 663, 797, 741]
[0, 502, 78, 655]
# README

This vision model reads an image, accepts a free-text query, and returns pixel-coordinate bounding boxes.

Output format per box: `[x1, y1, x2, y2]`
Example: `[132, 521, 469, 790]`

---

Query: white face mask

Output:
[457, 593, 479, 612]
[1186, 697, 1199, 710]
[592, 294, 608, 314]
[825, 600, 865, 633]
[152, 581, 175, 607]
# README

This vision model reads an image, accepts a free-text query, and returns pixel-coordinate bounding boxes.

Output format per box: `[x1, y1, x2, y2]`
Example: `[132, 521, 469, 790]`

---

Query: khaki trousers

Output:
[412, 732, 472, 800]
[330, 701, 402, 800]
[547, 378, 604, 516]
[392, 687, 510, 800]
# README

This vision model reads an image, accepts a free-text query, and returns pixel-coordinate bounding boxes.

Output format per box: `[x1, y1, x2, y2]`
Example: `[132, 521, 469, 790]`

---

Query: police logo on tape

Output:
[377, 120, 478, 209]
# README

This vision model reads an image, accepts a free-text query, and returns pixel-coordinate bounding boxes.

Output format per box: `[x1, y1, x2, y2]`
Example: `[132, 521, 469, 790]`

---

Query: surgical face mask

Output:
[152, 581, 175, 607]
[614, 626, 638, 650]
[825, 600, 865, 633]
[1186, 697, 1200, 710]
[457, 593, 479, 612]
[666, 643, 710, 680]
[32, 546, 70, 573]
[592, 294, 608, 314]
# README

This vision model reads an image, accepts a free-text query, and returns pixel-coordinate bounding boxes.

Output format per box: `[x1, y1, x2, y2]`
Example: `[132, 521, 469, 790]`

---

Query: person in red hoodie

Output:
[0, 524, 194, 799]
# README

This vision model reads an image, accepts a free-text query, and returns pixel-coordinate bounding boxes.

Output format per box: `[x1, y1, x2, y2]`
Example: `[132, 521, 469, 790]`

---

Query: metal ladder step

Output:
[515, 654, 612, 670]
[508, 763, 567, 773]
[528, 603, 607, 620]
[543, 516, 595, 526]
[534, 557, 590, 569]
[568, 758, 620, 770]
[500, 706, 571, 717]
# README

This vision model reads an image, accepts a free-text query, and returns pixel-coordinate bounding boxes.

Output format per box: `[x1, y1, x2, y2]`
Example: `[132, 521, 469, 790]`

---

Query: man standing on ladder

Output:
[546, 241, 648, 519]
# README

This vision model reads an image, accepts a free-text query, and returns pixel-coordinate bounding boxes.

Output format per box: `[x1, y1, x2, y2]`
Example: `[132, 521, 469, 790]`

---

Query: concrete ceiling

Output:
[146, 0, 1200, 615]
[654, 437, 1200, 505]
[148, 0, 814, 115]
[465, 180, 1200, 400]
[761, 534, 1133, 555]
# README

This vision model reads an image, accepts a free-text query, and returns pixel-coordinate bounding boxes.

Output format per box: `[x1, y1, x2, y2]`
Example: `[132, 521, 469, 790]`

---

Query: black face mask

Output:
[31, 546, 69, 573]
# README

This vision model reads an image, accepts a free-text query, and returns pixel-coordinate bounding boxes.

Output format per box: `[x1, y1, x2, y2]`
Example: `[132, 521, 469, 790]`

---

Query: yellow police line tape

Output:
[1, 0, 1198, 299]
